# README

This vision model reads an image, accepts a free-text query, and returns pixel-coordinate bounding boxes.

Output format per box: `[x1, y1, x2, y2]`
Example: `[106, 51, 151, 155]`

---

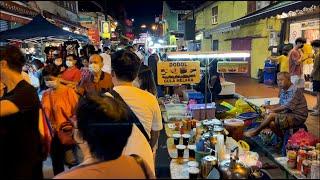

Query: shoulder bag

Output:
[110, 90, 150, 143]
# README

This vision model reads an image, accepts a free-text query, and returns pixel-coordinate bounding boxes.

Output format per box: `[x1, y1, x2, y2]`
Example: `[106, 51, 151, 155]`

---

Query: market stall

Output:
[156, 54, 320, 178]
[159, 93, 320, 179]
[0, 14, 89, 61]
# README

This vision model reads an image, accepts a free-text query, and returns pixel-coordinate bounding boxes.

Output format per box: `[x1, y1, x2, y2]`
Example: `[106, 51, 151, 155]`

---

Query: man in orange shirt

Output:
[77, 54, 113, 95]
[60, 54, 81, 88]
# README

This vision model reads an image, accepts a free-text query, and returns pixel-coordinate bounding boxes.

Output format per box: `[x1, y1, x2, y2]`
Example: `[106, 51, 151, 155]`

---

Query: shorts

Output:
[313, 80, 320, 92]
[290, 75, 305, 89]
[303, 64, 313, 75]
[275, 113, 296, 130]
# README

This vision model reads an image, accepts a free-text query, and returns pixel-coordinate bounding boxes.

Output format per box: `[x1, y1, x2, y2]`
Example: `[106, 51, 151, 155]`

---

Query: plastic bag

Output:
[220, 101, 234, 110]
[288, 128, 319, 146]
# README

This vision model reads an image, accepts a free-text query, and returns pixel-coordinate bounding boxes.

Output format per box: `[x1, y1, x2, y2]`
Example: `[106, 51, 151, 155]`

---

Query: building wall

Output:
[211, 2, 282, 78]
[216, 17, 281, 78]
[162, 1, 178, 33]
[196, 1, 248, 52]
[35, 1, 78, 23]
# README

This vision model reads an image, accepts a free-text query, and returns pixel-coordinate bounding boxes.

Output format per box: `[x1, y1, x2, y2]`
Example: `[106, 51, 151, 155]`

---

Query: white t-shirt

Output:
[75, 125, 155, 176]
[123, 125, 155, 175]
[110, 85, 163, 137]
[100, 53, 112, 74]
[135, 51, 144, 61]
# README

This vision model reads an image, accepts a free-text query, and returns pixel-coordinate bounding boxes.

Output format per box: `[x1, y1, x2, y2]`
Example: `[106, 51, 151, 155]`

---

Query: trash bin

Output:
[263, 60, 277, 85]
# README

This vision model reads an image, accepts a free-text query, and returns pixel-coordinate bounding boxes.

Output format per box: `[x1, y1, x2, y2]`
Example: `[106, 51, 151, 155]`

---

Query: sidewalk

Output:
[224, 75, 319, 138]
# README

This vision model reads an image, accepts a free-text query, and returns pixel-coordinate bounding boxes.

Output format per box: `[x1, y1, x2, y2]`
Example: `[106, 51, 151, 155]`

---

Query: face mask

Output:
[89, 64, 101, 73]
[66, 60, 74, 67]
[54, 60, 62, 66]
[45, 80, 58, 89]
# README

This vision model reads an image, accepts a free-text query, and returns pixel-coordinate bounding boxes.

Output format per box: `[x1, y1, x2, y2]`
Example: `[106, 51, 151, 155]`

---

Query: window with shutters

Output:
[212, 40, 219, 51]
[0, 20, 9, 32]
[212, 6, 218, 25]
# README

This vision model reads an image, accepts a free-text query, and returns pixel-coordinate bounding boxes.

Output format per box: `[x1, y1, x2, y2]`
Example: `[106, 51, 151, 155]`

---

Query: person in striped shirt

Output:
[244, 72, 308, 138]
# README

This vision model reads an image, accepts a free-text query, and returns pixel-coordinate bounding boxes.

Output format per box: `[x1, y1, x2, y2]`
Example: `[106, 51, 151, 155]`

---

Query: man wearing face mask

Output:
[60, 54, 81, 88]
[0, 45, 43, 179]
[288, 37, 307, 89]
[77, 54, 113, 96]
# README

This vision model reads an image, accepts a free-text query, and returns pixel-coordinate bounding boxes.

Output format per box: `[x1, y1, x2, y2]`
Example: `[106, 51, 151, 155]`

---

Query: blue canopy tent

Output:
[0, 14, 89, 43]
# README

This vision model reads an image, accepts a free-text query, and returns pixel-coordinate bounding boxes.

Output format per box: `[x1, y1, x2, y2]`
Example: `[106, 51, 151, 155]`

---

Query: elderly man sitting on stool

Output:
[244, 72, 308, 138]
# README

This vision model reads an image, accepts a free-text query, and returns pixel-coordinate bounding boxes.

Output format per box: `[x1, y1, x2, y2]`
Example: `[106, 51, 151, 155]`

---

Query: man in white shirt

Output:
[100, 47, 112, 74]
[108, 49, 163, 150]
[133, 44, 144, 61]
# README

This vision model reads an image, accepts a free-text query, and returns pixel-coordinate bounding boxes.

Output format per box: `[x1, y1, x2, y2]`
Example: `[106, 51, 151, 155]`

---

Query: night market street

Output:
[1, 1, 320, 179]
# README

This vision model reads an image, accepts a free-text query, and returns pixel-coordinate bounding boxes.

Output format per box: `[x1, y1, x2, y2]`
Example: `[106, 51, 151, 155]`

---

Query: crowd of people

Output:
[268, 38, 320, 116]
[0, 44, 163, 179]
[245, 38, 320, 139]
[0, 37, 319, 179]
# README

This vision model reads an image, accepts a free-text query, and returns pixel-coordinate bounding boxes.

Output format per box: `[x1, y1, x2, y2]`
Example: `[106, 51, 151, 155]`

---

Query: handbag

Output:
[48, 90, 76, 146]
[57, 121, 76, 146]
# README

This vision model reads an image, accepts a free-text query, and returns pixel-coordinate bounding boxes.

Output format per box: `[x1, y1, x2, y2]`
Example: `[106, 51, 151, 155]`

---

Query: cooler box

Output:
[182, 90, 204, 104]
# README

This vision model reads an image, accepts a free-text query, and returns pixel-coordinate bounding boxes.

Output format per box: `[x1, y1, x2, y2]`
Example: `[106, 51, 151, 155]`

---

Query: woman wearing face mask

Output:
[77, 54, 113, 96]
[53, 57, 66, 74]
[40, 64, 80, 175]
[60, 54, 81, 88]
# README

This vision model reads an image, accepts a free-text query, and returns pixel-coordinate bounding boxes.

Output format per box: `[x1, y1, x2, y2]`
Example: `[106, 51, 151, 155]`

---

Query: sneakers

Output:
[310, 110, 320, 116]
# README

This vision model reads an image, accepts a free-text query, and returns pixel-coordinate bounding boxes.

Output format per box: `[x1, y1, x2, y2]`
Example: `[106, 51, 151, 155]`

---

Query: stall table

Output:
[170, 159, 190, 179]
[274, 157, 307, 179]
[246, 136, 307, 179]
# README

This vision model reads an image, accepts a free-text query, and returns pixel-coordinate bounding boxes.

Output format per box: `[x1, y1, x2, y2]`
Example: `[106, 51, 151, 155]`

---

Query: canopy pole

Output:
[205, 58, 209, 119]
[41, 38, 45, 63]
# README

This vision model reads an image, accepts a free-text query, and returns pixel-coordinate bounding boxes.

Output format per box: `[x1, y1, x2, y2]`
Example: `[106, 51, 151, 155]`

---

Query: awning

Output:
[231, 1, 320, 27]
[0, 10, 32, 25]
[43, 10, 85, 30]
[0, 15, 89, 43]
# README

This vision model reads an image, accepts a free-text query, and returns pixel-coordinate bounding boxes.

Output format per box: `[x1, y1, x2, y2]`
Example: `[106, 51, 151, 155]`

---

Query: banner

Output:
[217, 61, 248, 73]
[88, 28, 100, 45]
[157, 61, 200, 85]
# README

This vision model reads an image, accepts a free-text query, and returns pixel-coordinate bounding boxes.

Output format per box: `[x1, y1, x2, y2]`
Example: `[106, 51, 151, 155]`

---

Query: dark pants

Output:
[51, 134, 79, 175]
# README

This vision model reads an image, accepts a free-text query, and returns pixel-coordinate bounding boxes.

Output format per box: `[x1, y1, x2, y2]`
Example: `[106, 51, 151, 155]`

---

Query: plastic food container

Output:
[223, 119, 245, 141]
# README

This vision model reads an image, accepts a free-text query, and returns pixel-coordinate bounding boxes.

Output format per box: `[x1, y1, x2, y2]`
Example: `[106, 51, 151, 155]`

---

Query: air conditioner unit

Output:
[204, 32, 212, 39]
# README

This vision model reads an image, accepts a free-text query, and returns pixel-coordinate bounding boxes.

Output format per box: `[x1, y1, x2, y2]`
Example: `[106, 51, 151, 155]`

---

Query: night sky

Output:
[79, 0, 163, 35]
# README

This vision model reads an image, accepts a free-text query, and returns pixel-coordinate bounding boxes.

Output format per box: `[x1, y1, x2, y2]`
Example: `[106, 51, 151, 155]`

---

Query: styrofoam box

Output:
[219, 81, 235, 95]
